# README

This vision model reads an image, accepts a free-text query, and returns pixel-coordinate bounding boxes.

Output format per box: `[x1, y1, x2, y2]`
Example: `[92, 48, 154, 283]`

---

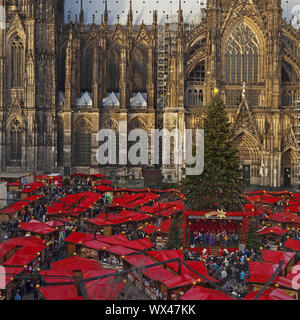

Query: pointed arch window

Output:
[11, 35, 25, 88]
[9, 119, 23, 163]
[81, 46, 93, 92]
[132, 44, 148, 92]
[226, 23, 259, 84]
[107, 44, 121, 92]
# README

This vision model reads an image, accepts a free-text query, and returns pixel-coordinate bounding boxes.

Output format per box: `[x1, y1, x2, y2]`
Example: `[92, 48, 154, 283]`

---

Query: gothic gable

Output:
[221, 0, 265, 36]
[6, 12, 26, 42]
[233, 98, 261, 143]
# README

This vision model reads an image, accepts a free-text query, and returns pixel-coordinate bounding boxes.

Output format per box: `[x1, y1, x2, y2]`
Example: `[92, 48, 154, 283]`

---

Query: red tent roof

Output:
[121, 238, 154, 251]
[2, 254, 37, 267]
[244, 288, 295, 300]
[258, 226, 288, 236]
[247, 261, 279, 283]
[84, 278, 124, 300]
[83, 240, 112, 251]
[23, 195, 44, 202]
[181, 286, 235, 300]
[0, 243, 16, 260]
[160, 273, 196, 289]
[142, 265, 174, 282]
[64, 232, 102, 244]
[99, 234, 129, 245]
[51, 256, 103, 271]
[39, 284, 83, 300]
[0, 200, 29, 214]
[124, 254, 156, 267]
[45, 220, 68, 228]
[262, 250, 296, 268]
[147, 250, 184, 263]
[94, 185, 114, 192]
[39, 270, 74, 284]
[4, 235, 46, 248]
[21, 182, 45, 193]
[104, 245, 136, 256]
[19, 219, 56, 235]
[285, 239, 300, 251]
[268, 213, 300, 224]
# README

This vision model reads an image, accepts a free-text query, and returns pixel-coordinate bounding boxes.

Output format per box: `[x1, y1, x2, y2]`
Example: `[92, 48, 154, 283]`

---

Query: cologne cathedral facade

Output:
[0, 0, 299, 187]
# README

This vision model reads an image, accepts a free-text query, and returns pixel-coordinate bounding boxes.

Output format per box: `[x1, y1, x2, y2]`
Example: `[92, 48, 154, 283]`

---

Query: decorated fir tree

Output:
[166, 214, 184, 250]
[181, 91, 244, 211]
[245, 217, 262, 251]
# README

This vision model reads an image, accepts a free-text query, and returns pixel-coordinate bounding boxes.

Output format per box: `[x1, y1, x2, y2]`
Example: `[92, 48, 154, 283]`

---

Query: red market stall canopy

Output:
[143, 219, 174, 235]
[64, 232, 102, 245]
[19, 219, 56, 235]
[262, 250, 296, 270]
[140, 200, 184, 214]
[121, 238, 154, 251]
[2, 253, 38, 267]
[45, 220, 68, 228]
[47, 192, 101, 216]
[23, 195, 44, 202]
[88, 210, 151, 227]
[181, 286, 234, 300]
[244, 288, 295, 300]
[244, 194, 282, 204]
[0, 267, 24, 288]
[20, 182, 45, 193]
[51, 256, 103, 271]
[258, 226, 288, 236]
[247, 261, 279, 283]
[39, 284, 84, 300]
[7, 182, 21, 187]
[285, 239, 300, 252]
[94, 185, 114, 192]
[0, 200, 30, 215]
[4, 235, 46, 249]
[104, 245, 137, 256]
[124, 254, 156, 268]
[39, 270, 74, 284]
[81, 269, 124, 300]
[267, 213, 300, 224]
[0, 243, 16, 260]
[141, 265, 174, 282]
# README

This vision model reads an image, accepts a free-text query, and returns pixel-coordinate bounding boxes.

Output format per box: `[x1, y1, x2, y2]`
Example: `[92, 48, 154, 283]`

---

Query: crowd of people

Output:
[191, 230, 239, 248]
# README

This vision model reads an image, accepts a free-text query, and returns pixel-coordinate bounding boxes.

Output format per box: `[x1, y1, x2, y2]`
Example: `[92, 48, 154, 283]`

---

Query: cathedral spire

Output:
[178, 0, 183, 25]
[127, 0, 133, 29]
[79, 0, 84, 29]
[104, 0, 108, 29]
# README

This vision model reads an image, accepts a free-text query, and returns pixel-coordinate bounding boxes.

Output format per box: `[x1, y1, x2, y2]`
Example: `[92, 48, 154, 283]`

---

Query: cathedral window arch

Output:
[10, 34, 25, 88]
[8, 119, 23, 165]
[81, 45, 93, 92]
[107, 42, 121, 92]
[132, 44, 148, 93]
[225, 23, 259, 84]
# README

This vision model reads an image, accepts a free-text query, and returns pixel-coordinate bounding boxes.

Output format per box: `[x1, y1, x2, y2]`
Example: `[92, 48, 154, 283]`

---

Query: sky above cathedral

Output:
[64, 0, 300, 29]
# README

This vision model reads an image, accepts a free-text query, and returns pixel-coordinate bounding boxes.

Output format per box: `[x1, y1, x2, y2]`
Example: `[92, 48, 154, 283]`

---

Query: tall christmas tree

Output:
[181, 90, 244, 211]
[166, 214, 184, 250]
